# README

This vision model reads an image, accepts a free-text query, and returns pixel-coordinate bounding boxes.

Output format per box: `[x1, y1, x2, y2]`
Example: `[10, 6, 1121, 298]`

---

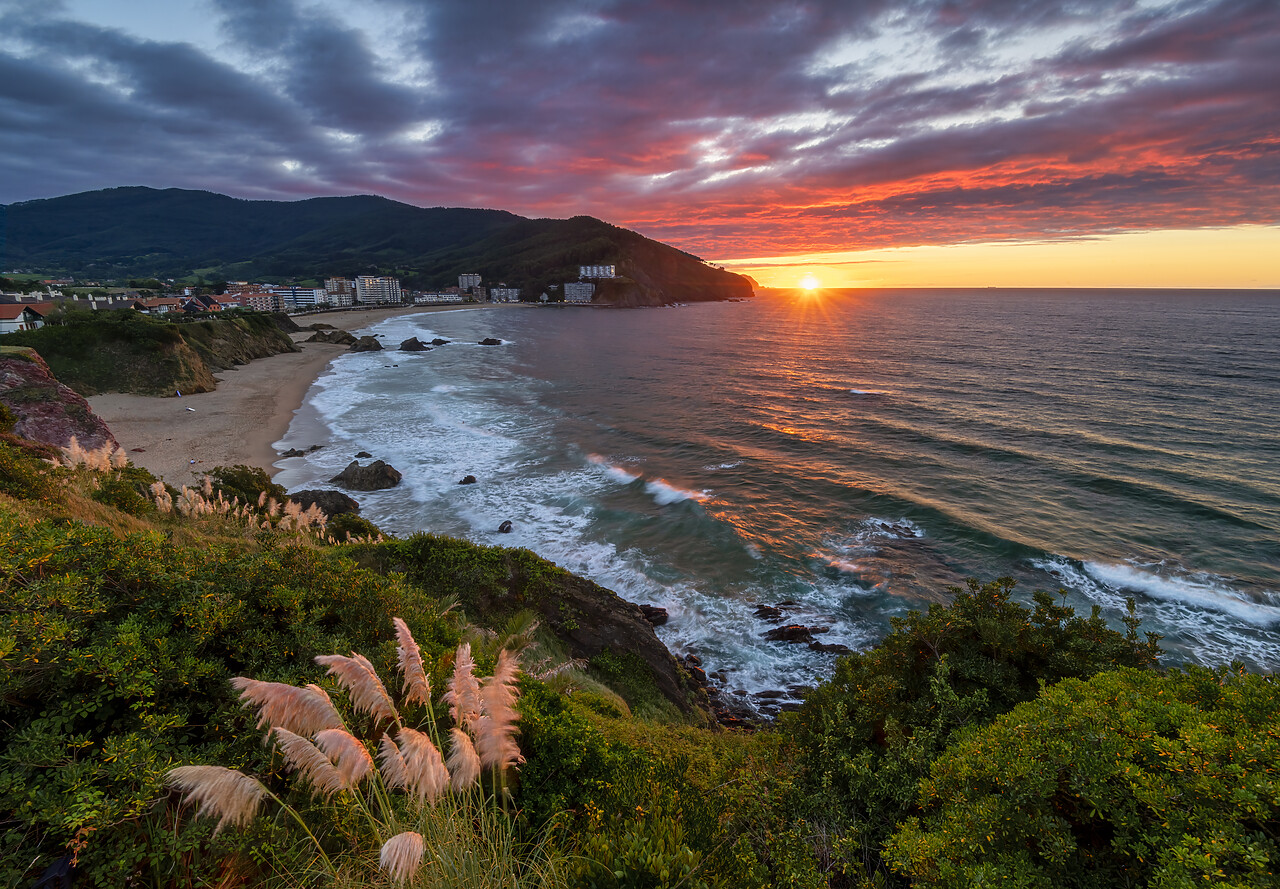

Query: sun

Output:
[798, 274, 821, 291]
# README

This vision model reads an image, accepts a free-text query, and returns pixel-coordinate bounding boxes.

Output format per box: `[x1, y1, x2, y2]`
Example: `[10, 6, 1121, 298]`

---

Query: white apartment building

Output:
[489, 287, 521, 303]
[458, 273, 482, 290]
[564, 282, 595, 304]
[355, 276, 403, 305]
[276, 286, 325, 309]
[579, 264, 616, 278]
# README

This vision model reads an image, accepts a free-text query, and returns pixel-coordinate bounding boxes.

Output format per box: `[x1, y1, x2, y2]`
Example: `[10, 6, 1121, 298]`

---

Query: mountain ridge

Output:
[0, 186, 752, 304]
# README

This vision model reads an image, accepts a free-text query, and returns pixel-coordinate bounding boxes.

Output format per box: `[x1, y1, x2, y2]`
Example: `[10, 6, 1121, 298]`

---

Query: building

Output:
[490, 287, 521, 303]
[324, 278, 356, 299]
[458, 273, 482, 291]
[275, 286, 325, 309]
[579, 264, 616, 279]
[564, 282, 595, 304]
[355, 276, 403, 305]
[241, 291, 285, 313]
[413, 292, 466, 305]
[0, 304, 44, 333]
[137, 297, 186, 315]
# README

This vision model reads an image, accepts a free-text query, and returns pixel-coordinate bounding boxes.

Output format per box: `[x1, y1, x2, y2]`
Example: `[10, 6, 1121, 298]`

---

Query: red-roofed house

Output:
[0, 304, 45, 333]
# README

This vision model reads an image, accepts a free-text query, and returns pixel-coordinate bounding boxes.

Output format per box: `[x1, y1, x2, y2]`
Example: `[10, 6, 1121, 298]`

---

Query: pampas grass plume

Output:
[230, 678, 344, 736]
[446, 727, 481, 790]
[314, 653, 400, 725]
[475, 648, 523, 771]
[396, 727, 450, 804]
[393, 617, 432, 707]
[379, 831, 425, 883]
[272, 728, 347, 797]
[167, 765, 267, 834]
[444, 642, 481, 732]
[314, 728, 374, 787]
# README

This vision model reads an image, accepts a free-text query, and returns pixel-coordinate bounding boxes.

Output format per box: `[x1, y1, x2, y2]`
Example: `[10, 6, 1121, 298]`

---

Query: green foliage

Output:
[206, 463, 288, 506]
[589, 650, 677, 720]
[0, 436, 59, 500]
[0, 507, 458, 886]
[788, 577, 1163, 884]
[89, 465, 158, 516]
[328, 512, 387, 541]
[0, 404, 16, 434]
[885, 666, 1280, 888]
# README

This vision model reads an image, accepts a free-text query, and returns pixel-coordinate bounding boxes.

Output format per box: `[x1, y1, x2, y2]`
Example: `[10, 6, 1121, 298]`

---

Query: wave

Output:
[586, 454, 642, 484]
[645, 478, 710, 505]
[1084, 561, 1280, 626]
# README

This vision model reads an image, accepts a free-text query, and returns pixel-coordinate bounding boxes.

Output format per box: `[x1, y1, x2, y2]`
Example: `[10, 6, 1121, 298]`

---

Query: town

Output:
[0, 265, 619, 333]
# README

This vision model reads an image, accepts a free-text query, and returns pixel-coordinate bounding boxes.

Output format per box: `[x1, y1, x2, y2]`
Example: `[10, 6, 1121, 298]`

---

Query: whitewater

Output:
[274, 289, 1280, 714]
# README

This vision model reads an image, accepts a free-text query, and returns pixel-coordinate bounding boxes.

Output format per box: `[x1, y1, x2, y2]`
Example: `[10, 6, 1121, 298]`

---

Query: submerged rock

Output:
[355, 451, 372, 458]
[763, 624, 815, 644]
[459, 475, 477, 485]
[430, 338, 450, 346]
[478, 337, 502, 346]
[497, 519, 514, 533]
[329, 459, 401, 491]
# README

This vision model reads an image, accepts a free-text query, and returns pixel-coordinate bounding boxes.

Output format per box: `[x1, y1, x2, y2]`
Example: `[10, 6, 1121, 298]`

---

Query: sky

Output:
[1, 0, 1277, 288]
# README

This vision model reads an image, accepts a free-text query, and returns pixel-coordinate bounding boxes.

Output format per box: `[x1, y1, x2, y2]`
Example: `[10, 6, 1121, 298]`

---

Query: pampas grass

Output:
[273, 727, 347, 798]
[394, 617, 432, 707]
[167, 621, 539, 887]
[315, 652, 400, 726]
[379, 830, 425, 883]
[230, 678, 345, 736]
[166, 765, 267, 834]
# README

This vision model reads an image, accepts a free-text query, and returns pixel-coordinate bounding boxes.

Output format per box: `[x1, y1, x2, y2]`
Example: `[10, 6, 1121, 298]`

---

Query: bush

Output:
[788, 577, 1162, 884]
[886, 666, 1280, 888]
[206, 463, 288, 506]
[0, 510, 457, 886]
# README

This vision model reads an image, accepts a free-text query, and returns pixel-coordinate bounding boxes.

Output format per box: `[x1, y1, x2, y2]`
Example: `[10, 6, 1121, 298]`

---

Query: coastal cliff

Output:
[0, 346, 118, 450]
[0, 310, 297, 396]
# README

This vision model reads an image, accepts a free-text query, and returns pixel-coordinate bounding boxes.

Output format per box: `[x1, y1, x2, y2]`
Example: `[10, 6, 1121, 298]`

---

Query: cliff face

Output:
[0, 347, 118, 450]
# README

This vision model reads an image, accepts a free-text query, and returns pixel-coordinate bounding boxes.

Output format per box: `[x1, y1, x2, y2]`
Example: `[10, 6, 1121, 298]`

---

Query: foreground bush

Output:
[788, 577, 1163, 884]
[886, 666, 1280, 888]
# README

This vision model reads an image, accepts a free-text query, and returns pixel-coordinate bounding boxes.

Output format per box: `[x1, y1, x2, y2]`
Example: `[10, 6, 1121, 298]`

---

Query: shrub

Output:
[885, 666, 1280, 888]
[788, 577, 1162, 884]
[207, 463, 288, 506]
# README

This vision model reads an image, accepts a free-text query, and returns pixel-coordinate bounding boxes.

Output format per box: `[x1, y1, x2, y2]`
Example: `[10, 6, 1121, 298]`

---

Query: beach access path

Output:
[88, 304, 476, 486]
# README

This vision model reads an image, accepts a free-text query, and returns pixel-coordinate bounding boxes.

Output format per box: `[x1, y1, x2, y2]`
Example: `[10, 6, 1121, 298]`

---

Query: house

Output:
[138, 297, 185, 315]
[0, 304, 45, 333]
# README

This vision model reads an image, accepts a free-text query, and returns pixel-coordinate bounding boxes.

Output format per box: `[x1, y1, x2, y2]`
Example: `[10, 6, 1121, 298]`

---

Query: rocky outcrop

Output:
[430, 338, 450, 346]
[329, 459, 401, 490]
[288, 489, 360, 516]
[399, 337, 431, 351]
[478, 338, 502, 346]
[0, 347, 118, 451]
[639, 604, 669, 627]
[349, 336, 383, 353]
[306, 329, 357, 345]
[497, 520, 513, 533]
[459, 475, 477, 485]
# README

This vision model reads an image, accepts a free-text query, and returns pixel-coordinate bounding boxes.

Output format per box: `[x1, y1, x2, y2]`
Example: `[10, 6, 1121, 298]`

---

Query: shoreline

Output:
[88, 304, 479, 485]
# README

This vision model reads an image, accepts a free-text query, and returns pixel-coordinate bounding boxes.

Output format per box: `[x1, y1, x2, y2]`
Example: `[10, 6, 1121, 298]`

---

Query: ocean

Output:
[274, 289, 1280, 713]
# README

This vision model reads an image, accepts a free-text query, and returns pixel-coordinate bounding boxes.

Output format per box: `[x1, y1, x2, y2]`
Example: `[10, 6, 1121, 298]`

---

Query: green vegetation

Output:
[0, 308, 295, 395]
[0, 411, 1275, 888]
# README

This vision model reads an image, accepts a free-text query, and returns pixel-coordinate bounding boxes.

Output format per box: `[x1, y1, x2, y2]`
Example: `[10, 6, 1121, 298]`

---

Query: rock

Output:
[478, 337, 502, 345]
[355, 451, 372, 458]
[329, 459, 402, 491]
[762, 624, 815, 644]
[683, 653, 702, 667]
[279, 447, 306, 458]
[459, 475, 477, 485]
[754, 689, 787, 700]
[399, 337, 431, 352]
[639, 604, 669, 626]
[430, 338, 450, 346]
[497, 520, 513, 533]
[808, 641, 853, 654]
[0, 348, 118, 451]
[309, 323, 336, 330]
[753, 604, 784, 620]
[349, 336, 383, 352]
[305, 329, 357, 345]
[307, 444, 323, 452]
[686, 664, 708, 686]
[288, 489, 360, 517]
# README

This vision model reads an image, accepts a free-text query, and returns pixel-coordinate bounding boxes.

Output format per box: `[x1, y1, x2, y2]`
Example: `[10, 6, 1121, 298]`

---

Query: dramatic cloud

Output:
[1, 0, 1276, 258]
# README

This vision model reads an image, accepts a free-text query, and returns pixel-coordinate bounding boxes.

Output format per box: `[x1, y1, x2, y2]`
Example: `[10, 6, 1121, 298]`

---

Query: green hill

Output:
[0, 187, 752, 303]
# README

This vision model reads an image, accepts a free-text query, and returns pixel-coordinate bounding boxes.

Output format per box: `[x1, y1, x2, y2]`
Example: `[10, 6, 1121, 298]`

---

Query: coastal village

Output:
[0, 264, 619, 332]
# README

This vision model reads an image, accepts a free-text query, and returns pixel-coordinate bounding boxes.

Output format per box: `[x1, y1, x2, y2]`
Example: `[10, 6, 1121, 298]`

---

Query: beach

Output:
[87, 305, 472, 485]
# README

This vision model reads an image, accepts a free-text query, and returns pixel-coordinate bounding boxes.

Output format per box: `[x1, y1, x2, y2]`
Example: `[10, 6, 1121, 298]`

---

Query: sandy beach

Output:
[88, 304, 476, 485]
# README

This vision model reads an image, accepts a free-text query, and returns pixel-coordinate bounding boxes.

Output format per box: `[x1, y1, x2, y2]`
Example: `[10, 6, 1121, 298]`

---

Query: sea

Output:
[273, 289, 1280, 713]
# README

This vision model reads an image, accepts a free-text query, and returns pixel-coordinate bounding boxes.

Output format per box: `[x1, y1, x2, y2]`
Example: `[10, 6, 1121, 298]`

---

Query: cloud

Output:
[0, 0, 1276, 259]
